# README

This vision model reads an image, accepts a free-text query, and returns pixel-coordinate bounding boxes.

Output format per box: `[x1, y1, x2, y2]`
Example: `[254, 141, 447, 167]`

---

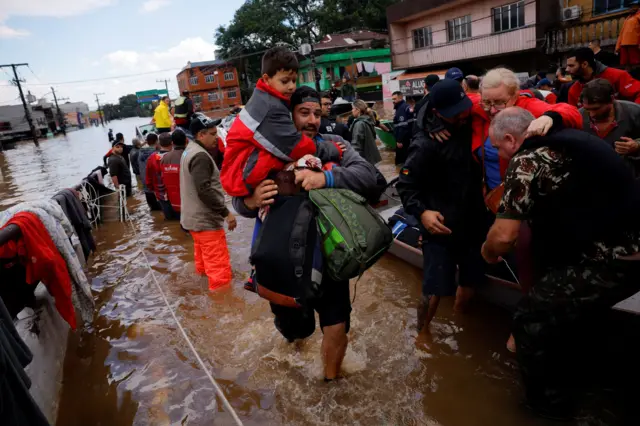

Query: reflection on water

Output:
[1, 119, 599, 426]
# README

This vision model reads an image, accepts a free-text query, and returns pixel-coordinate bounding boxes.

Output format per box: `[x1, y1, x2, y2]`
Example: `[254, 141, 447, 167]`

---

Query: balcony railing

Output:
[545, 15, 627, 54]
[392, 25, 536, 69]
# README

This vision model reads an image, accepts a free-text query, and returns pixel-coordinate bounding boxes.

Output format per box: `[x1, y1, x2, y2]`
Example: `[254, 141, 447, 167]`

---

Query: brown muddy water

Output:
[0, 118, 611, 426]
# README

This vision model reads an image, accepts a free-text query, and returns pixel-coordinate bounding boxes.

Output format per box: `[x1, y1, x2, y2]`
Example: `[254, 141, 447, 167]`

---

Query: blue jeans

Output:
[159, 199, 180, 220]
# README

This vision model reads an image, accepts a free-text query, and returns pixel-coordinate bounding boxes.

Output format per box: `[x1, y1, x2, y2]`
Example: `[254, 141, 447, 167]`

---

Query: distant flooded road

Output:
[1, 118, 603, 425]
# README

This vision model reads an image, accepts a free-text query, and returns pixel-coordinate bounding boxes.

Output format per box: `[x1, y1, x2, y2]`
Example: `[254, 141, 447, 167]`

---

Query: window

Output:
[189, 76, 198, 85]
[493, 2, 525, 32]
[224, 71, 234, 81]
[227, 90, 238, 99]
[447, 15, 472, 42]
[594, 0, 639, 15]
[192, 94, 202, 104]
[205, 74, 215, 83]
[412, 26, 433, 49]
[208, 92, 219, 101]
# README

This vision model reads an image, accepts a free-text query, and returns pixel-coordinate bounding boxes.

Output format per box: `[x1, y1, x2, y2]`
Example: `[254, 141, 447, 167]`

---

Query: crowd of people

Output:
[102, 42, 640, 421]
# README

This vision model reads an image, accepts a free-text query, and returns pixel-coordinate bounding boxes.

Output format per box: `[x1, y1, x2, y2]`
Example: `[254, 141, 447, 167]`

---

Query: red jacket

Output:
[160, 148, 184, 212]
[221, 79, 316, 197]
[471, 94, 583, 176]
[568, 65, 640, 107]
[0, 213, 76, 329]
[545, 92, 557, 104]
[145, 150, 169, 201]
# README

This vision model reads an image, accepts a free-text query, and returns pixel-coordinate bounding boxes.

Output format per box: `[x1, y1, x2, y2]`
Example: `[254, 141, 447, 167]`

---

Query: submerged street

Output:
[0, 119, 617, 425]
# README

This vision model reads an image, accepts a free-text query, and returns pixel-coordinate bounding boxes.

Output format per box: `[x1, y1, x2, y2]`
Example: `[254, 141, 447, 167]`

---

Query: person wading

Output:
[180, 114, 236, 291]
[160, 129, 187, 220]
[138, 133, 162, 211]
[108, 139, 133, 197]
[392, 91, 414, 165]
[350, 100, 382, 166]
[232, 86, 379, 381]
[483, 107, 640, 421]
[146, 133, 174, 220]
[397, 79, 487, 335]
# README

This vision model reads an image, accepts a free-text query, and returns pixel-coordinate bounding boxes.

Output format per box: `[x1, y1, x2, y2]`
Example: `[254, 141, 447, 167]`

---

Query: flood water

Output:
[0, 118, 614, 426]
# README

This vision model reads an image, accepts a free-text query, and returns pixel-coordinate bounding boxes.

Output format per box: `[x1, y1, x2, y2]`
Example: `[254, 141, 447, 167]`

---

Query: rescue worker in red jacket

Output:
[145, 133, 174, 219]
[469, 68, 583, 189]
[566, 47, 640, 107]
[159, 129, 186, 220]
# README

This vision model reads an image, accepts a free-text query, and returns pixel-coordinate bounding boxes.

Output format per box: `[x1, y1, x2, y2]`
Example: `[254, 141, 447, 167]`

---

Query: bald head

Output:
[489, 107, 535, 160]
[464, 75, 480, 92]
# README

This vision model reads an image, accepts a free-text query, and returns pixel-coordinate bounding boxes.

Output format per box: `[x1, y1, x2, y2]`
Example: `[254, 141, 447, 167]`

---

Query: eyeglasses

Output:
[481, 101, 509, 111]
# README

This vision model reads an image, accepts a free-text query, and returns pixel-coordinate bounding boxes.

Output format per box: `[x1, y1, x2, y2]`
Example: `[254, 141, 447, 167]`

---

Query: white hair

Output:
[481, 67, 520, 96]
[489, 107, 535, 141]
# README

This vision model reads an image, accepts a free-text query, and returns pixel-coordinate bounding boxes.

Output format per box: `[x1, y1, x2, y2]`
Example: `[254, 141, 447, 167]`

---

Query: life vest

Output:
[174, 96, 189, 118]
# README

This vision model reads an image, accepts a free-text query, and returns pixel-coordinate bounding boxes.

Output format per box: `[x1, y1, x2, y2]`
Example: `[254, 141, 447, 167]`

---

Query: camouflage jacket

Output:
[498, 146, 640, 262]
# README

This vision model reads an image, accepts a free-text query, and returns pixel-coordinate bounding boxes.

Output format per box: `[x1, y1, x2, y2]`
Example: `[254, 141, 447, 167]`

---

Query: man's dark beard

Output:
[303, 125, 318, 133]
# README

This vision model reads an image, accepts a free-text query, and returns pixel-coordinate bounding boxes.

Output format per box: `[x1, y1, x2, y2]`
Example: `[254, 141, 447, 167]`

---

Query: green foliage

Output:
[214, 0, 396, 84]
[102, 94, 152, 120]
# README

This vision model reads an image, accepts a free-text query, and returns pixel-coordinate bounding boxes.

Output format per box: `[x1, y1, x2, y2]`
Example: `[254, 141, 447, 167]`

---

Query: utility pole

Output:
[0, 63, 38, 145]
[350, 55, 358, 100]
[94, 93, 105, 126]
[51, 87, 68, 136]
[156, 78, 170, 96]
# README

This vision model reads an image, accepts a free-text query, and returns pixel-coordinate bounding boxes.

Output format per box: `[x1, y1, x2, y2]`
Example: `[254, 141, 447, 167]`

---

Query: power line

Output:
[0, 63, 38, 145]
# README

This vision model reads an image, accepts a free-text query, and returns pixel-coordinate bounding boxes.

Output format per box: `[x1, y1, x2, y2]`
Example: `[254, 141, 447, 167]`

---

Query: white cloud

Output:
[0, 37, 216, 110]
[104, 37, 214, 73]
[0, 24, 29, 38]
[0, 0, 115, 38]
[140, 0, 170, 13]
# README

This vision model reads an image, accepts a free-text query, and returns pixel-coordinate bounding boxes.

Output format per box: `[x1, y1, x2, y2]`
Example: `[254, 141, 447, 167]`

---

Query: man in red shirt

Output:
[566, 47, 640, 107]
[145, 132, 173, 219]
[160, 129, 186, 220]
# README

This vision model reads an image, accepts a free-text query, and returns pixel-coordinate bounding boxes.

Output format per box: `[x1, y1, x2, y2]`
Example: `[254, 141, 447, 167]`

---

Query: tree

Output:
[314, 0, 396, 35]
[214, 0, 397, 88]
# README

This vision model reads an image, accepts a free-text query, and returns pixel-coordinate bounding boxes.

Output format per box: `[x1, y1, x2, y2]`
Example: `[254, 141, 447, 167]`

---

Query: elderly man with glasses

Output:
[470, 68, 583, 194]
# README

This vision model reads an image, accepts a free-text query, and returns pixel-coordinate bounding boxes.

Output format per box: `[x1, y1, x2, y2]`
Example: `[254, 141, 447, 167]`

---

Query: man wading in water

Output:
[233, 86, 379, 381]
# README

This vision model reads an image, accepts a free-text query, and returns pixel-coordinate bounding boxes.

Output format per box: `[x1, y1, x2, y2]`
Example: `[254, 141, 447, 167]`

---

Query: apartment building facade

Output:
[387, 0, 560, 76]
[176, 60, 241, 112]
[545, 0, 638, 58]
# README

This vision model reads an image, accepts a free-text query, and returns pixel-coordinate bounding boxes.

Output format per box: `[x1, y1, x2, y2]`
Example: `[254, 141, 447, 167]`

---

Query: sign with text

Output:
[135, 89, 169, 104]
[399, 78, 425, 97]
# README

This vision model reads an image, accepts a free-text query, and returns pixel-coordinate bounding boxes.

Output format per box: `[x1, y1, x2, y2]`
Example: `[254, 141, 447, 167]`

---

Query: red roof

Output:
[314, 31, 388, 51]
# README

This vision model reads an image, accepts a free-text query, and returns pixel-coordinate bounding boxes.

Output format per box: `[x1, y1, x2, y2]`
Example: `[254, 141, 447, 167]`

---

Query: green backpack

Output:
[309, 188, 392, 281]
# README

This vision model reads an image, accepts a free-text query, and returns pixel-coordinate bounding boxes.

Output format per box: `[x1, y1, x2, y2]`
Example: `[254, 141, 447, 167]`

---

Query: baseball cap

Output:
[112, 140, 124, 148]
[189, 113, 221, 135]
[430, 79, 472, 119]
[424, 74, 440, 90]
[445, 67, 464, 82]
[536, 78, 552, 88]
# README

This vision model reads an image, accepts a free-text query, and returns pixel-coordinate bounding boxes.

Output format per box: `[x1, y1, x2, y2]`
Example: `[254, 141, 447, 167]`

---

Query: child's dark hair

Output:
[261, 46, 299, 77]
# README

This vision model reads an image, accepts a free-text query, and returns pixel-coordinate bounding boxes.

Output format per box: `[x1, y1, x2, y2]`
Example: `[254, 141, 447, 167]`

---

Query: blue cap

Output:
[445, 67, 464, 82]
[536, 78, 552, 88]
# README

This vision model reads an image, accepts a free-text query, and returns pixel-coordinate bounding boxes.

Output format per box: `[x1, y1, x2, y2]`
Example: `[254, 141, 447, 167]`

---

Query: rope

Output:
[122, 188, 244, 426]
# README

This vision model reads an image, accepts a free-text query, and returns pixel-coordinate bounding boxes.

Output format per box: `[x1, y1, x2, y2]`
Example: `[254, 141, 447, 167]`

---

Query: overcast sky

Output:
[0, 0, 243, 109]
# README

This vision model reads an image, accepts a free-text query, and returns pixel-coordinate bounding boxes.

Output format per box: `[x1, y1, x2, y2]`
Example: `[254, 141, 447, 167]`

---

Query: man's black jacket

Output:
[397, 121, 486, 244]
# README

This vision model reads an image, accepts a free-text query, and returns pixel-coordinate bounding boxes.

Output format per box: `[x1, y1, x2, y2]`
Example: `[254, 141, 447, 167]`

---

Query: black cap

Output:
[189, 113, 221, 135]
[424, 74, 440, 90]
[112, 140, 124, 148]
[430, 79, 472, 119]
